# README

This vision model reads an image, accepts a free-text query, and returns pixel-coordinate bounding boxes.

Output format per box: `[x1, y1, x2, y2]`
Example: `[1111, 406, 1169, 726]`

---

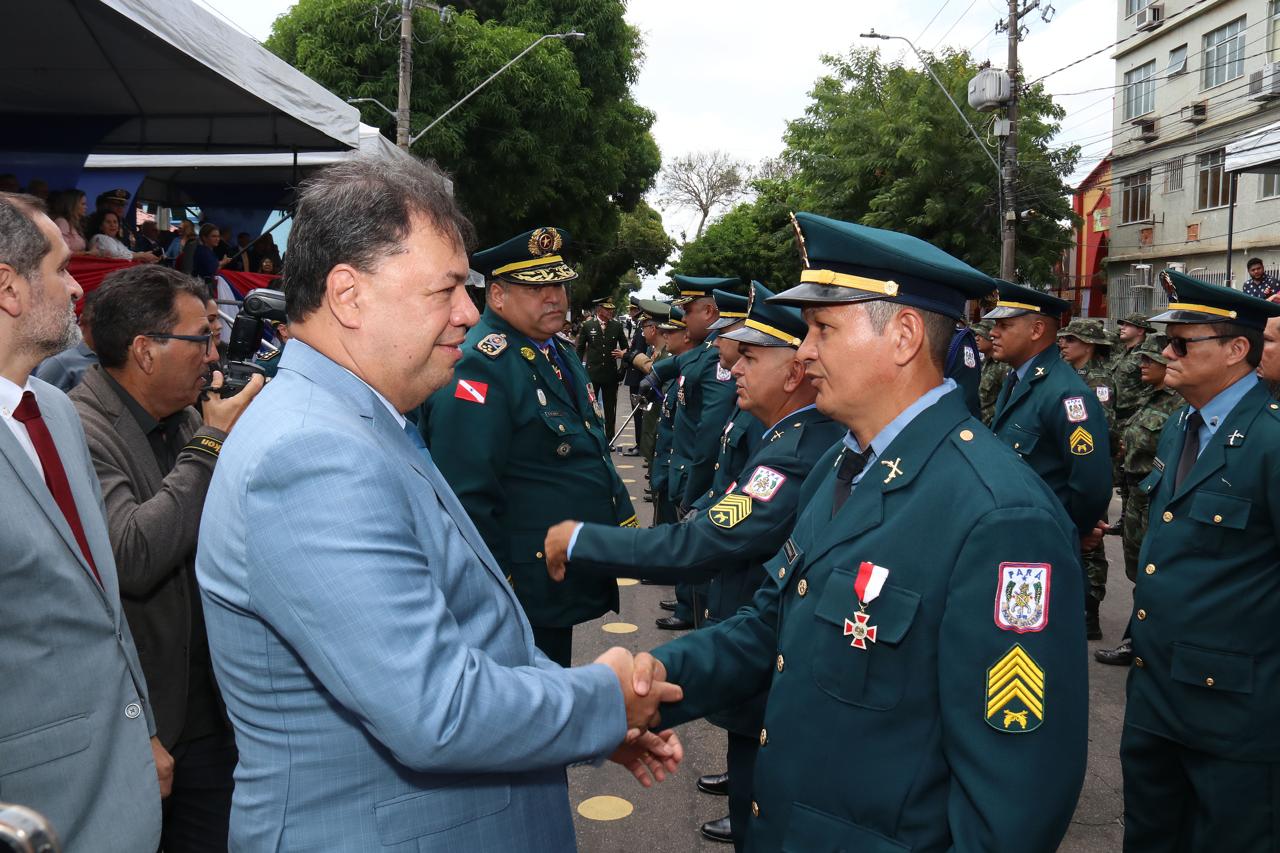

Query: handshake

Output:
[594, 647, 685, 788]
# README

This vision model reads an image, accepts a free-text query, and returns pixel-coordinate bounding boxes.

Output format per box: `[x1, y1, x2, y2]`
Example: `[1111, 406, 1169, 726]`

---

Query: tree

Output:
[658, 150, 748, 240]
[573, 200, 674, 308]
[267, 0, 660, 277]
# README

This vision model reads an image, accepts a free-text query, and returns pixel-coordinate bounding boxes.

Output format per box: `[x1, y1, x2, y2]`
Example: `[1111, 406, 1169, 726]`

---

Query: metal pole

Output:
[396, 0, 413, 149]
[1001, 0, 1019, 281]
[610, 398, 646, 447]
[1225, 171, 1238, 287]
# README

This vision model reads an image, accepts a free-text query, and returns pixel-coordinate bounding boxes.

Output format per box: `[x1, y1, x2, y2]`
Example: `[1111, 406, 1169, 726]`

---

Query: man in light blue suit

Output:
[196, 158, 682, 852]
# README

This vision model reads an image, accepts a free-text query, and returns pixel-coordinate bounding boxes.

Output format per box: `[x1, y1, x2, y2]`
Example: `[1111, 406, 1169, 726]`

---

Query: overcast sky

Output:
[203, 0, 1115, 292]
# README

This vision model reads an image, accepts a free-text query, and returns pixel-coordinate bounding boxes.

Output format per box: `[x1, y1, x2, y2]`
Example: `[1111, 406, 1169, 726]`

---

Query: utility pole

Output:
[396, 0, 413, 149]
[1001, 0, 1019, 281]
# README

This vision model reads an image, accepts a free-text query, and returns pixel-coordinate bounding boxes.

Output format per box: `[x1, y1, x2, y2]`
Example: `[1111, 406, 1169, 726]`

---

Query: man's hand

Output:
[1081, 521, 1108, 552]
[611, 347, 626, 359]
[151, 736, 174, 799]
[202, 370, 265, 433]
[595, 647, 683, 737]
[609, 729, 683, 788]
[544, 521, 579, 582]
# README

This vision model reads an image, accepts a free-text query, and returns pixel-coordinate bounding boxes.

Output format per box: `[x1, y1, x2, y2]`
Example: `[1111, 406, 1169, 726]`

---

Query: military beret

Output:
[723, 281, 807, 348]
[768, 212, 995, 320]
[472, 227, 577, 285]
[1149, 269, 1280, 331]
[1058, 318, 1111, 347]
[982, 279, 1070, 321]
[672, 274, 743, 305]
[1118, 312, 1157, 333]
[708, 288, 750, 331]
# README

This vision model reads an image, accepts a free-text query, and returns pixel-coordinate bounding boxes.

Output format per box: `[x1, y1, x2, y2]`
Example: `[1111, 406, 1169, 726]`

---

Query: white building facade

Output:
[1107, 0, 1280, 319]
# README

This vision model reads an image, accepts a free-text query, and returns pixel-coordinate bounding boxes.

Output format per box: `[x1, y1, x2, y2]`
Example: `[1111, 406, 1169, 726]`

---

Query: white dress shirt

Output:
[0, 374, 46, 480]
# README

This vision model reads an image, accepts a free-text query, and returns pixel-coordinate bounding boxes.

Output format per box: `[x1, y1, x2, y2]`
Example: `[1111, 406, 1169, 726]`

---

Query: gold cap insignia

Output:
[529, 227, 563, 258]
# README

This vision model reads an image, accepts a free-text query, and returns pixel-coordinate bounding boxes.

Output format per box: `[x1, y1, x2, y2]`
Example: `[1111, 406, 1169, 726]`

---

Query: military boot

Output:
[1085, 595, 1102, 641]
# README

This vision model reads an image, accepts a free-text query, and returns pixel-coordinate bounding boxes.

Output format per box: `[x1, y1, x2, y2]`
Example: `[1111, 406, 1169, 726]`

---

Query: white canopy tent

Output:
[1218, 120, 1280, 285]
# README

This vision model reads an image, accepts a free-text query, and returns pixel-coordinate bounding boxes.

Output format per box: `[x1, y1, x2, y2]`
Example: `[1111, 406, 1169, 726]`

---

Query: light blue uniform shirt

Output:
[1188, 372, 1258, 456]
[841, 380, 956, 491]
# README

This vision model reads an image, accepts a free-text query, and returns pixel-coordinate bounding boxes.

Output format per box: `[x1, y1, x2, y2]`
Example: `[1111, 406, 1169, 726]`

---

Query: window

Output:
[1262, 171, 1280, 198]
[1125, 61, 1158, 119]
[1168, 44, 1188, 76]
[1203, 17, 1246, 89]
[1126, 0, 1152, 17]
[1166, 155, 1184, 191]
[1121, 170, 1152, 223]
[1196, 149, 1228, 209]
[1270, 1, 1280, 61]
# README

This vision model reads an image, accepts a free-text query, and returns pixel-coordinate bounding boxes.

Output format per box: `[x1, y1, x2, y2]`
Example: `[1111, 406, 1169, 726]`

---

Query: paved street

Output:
[566, 445, 1129, 852]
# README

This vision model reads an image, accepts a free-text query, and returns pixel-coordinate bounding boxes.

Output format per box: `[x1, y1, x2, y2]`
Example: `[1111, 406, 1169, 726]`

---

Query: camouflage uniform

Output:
[1121, 387, 1183, 580]
[1111, 313, 1160, 553]
[971, 320, 1009, 426]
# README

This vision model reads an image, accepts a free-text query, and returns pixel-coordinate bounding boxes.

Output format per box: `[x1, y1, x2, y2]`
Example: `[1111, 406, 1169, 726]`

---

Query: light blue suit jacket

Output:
[196, 340, 627, 852]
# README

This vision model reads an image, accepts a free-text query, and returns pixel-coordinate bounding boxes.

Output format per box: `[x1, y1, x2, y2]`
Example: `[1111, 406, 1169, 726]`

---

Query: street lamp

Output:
[346, 97, 397, 119]
[410, 31, 585, 146]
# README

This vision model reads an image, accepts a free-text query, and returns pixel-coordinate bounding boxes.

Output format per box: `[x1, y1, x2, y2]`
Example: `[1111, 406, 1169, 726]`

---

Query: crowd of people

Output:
[3, 152, 1280, 853]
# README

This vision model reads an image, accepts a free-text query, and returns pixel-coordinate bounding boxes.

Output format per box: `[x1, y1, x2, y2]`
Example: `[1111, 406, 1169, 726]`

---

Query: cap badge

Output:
[789, 212, 810, 269]
[528, 227, 563, 257]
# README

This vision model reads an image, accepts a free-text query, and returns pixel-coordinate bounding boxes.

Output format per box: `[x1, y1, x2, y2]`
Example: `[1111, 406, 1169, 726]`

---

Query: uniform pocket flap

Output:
[1001, 424, 1040, 456]
[537, 408, 584, 438]
[0, 714, 91, 778]
[1139, 467, 1163, 495]
[766, 541, 804, 589]
[1171, 643, 1254, 694]
[781, 802, 912, 853]
[375, 778, 511, 845]
[814, 573, 920, 646]
[1187, 492, 1251, 530]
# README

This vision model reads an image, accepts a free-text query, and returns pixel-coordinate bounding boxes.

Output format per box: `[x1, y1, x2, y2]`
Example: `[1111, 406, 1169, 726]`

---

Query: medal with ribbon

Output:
[844, 561, 889, 650]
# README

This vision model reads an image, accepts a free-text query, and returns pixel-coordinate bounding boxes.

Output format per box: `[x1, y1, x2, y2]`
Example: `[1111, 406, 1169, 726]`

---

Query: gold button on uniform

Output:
[1135, 657, 1145, 668]
[536, 551, 544, 559]
[751, 801, 760, 817]
[704, 608, 710, 619]
[1145, 564, 1156, 575]
[778, 567, 786, 579]
[1014, 442, 1021, 449]
[1137, 609, 1146, 620]
[959, 429, 974, 441]
[759, 728, 768, 746]
[776, 654, 785, 672]
[1205, 677, 1215, 687]
[1162, 511, 1173, 522]
[797, 579, 808, 597]
[1213, 514, 1223, 524]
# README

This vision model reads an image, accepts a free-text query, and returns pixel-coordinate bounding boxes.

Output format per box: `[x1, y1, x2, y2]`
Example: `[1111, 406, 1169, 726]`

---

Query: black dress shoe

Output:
[700, 815, 733, 843]
[1095, 638, 1133, 666]
[658, 599, 677, 612]
[640, 577, 661, 584]
[655, 615, 693, 630]
[697, 772, 729, 795]
[623, 447, 641, 457]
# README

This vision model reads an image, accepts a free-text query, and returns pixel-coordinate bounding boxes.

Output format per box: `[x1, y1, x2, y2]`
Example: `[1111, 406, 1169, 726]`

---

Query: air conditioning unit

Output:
[1185, 101, 1207, 123]
[1135, 118, 1159, 142]
[1167, 262, 1187, 273]
[1136, 3, 1164, 31]
[1249, 62, 1280, 100]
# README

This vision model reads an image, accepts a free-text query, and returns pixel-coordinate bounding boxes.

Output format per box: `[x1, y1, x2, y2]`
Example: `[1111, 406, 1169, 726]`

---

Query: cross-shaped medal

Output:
[843, 611, 877, 649]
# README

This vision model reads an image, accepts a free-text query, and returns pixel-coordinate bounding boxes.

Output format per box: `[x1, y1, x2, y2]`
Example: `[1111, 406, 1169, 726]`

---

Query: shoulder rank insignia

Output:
[476, 333, 508, 358]
[708, 493, 752, 529]
[994, 562, 1050, 633]
[742, 466, 786, 502]
[1069, 426, 1094, 456]
[986, 644, 1044, 733]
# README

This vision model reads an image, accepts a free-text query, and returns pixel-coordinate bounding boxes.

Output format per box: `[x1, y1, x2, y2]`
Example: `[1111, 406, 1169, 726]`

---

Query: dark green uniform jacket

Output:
[653, 388, 1087, 852]
[991, 346, 1113, 534]
[420, 309, 635, 628]
[576, 315, 627, 386]
[569, 406, 843, 736]
[668, 337, 739, 510]
[1128, 381, 1280, 761]
[650, 355, 678, 502]
[693, 406, 764, 510]
[945, 325, 982, 418]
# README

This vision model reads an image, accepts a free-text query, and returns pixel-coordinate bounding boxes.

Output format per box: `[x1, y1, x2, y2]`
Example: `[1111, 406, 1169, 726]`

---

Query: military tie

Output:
[831, 445, 875, 517]
[540, 343, 564, 382]
[994, 368, 1019, 416]
[1173, 411, 1204, 491]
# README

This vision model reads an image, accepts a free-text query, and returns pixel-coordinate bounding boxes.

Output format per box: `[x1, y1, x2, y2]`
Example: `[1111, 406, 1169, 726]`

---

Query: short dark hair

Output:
[0, 192, 50, 280]
[90, 265, 209, 369]
[1247, 257, 1264, 269]
[283, 157, 474, 322]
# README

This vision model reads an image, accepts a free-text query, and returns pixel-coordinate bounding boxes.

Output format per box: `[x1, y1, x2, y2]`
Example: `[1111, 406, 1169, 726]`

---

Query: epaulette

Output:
[475, 333, 508, 359]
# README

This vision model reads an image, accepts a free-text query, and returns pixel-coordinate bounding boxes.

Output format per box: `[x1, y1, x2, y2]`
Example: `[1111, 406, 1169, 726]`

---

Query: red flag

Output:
[454, 379, 489, 404]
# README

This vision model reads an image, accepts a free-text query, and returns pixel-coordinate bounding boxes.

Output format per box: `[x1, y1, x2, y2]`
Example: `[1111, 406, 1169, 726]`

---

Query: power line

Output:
[917, 0, 959, 44]
[930, 0, 984, 53]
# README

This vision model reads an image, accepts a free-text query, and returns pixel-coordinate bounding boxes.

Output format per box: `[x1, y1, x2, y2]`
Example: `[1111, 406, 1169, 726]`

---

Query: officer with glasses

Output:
[1120, 269, 1280, 852]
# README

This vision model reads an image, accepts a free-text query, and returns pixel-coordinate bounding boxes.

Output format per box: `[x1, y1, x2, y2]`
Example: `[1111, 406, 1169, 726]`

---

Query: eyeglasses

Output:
[145, 332, 214, 351]
[1166, 333, 1235, 357]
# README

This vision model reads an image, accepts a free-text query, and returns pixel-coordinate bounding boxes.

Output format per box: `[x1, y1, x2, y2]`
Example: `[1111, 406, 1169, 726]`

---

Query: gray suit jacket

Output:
[0, 376, 162, 851]
[70, 365, 227, 748]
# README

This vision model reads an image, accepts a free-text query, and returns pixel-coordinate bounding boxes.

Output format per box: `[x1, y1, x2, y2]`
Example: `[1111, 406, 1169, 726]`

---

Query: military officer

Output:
[628, 213, 1087, 852]
[1056, 317, 1116, 639]
[1121, 271, 1280, 850]
[985, 282, 1112, 638]
[703, 287, 762, 505]
[629, 308, 666, 467]
[944, 320, 982, 417]
[1095, 334, 1180, 667]
[419, 227, 635, 666]
[972, 319, 1009, 425]
[545, 286, 843, 849]
[576, 296, 629, 439]
[651, 307, 690, 527]
[1114, 312, 1157, 424]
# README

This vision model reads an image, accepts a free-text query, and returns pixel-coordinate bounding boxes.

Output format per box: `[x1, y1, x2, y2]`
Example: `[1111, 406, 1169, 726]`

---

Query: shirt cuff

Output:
[566, 522, 585, 560]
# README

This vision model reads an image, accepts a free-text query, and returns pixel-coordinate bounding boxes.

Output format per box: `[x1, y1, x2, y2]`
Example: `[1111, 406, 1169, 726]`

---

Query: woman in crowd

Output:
[88, 211, 158, 263]
[165, 219, 196, 267]
[49, 190, 88, 253]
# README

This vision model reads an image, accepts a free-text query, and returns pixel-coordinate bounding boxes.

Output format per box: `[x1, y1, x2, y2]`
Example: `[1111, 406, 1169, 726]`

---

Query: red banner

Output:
[219, 269, 282, 297]
[67, 257, 281, 302]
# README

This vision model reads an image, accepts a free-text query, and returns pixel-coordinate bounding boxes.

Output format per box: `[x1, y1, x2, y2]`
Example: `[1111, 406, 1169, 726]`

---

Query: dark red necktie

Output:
[13, 391, 102, 587]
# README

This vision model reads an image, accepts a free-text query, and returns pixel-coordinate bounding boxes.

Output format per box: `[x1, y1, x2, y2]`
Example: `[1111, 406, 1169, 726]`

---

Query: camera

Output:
[0, 803, 59, 852]
[209, 288, 287, 398]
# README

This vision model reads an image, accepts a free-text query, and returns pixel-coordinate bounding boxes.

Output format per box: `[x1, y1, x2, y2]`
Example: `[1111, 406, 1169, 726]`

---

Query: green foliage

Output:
[675, 47, 1077, 286]
[267, 0, 660, 300]
[573, 200, 673, 310]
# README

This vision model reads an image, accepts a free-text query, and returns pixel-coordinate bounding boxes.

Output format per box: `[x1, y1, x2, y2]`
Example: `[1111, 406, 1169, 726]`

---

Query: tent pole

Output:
[1225, 171, 1238, 288]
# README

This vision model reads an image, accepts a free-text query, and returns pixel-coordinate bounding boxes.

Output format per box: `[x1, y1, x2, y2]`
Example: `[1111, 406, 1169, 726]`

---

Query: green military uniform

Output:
[1122, 271, 1280, 851]
[652, 214, 1088, 852]
[650, 308, 685, 527]
[420, 228, 635, 666]
[576, 299, 629, 438]
[1057, 318, 1117, 616]
[972, 320, 1010, 426]
[1113, 313, 1158, 425]
[1118, 346, 1181, 582]
[697, 287, 760, 508]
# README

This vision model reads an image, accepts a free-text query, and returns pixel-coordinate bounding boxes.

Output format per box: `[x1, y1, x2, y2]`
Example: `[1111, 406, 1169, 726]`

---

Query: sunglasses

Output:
[145, 332, 215, 352]
[1166, 333, 1235, 357]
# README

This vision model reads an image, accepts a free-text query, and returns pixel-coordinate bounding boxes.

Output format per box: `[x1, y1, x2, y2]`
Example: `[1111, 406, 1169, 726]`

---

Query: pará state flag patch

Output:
[963, 346, 977, 368]
[994, 562, 1050, 633]
[454, 379, 489, 404]
[1063, 396, 1087, 423]
[741, 466, 787, 502]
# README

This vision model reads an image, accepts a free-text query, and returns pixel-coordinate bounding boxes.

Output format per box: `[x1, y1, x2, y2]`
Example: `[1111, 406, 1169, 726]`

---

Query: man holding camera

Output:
[69, 264, 262, 852]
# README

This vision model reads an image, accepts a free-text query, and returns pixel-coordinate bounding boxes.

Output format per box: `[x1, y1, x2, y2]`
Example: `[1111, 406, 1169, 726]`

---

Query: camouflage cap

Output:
[1135, 334, 1170, 365]
[970, 319, 995, 339]
[1057, 318, 1111, 347]
[1118, 312, 1156, 333]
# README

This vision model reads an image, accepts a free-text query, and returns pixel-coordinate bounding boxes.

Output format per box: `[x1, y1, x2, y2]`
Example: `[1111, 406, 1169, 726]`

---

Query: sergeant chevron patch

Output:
[1068, 426, 1094, 456]
[708, 494, 752, 529]
[986, 644, 1044, 733]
